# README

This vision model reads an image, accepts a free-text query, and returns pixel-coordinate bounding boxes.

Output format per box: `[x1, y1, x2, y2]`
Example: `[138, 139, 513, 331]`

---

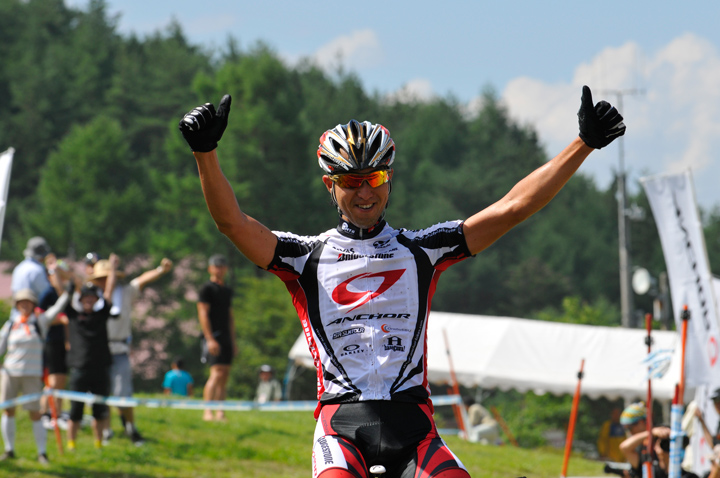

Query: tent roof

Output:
[288, 312, 683, 401]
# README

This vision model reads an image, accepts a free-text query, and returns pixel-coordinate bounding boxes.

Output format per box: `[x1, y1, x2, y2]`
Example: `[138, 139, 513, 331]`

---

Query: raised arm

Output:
[463, 86, 625, 255]
[134, 257, 174, 291]
[179, 96, 277, 268]
[104, 253, 119, 302]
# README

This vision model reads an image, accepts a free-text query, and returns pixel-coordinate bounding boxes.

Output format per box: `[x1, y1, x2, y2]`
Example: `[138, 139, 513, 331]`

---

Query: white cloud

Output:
[497, 34, 720, 210]
[385, 79, 436, 104]
[312, 29, 384, 72]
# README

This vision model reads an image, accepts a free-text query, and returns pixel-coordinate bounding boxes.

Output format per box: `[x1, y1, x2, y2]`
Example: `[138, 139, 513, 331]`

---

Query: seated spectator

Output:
[163, 358, 194, 397]
[254, 365, 282, 403]
[463, 397, 500, 445]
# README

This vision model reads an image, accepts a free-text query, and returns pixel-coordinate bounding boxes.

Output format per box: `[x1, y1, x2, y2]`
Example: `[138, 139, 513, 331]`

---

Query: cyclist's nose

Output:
[355, 180, 374, 196]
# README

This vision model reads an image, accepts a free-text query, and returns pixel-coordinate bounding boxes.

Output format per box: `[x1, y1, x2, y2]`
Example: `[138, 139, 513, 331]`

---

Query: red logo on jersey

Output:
[332, 270, 405, 312]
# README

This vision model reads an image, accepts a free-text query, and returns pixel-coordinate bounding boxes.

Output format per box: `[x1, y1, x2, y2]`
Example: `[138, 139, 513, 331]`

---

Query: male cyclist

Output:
[179, 86, 625, 478]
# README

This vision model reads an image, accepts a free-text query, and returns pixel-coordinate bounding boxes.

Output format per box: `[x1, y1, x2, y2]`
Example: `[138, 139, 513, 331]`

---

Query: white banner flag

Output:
[640, 171, 720, 390]
[0, 148, 14, 255]
[690, 384, 718, 475]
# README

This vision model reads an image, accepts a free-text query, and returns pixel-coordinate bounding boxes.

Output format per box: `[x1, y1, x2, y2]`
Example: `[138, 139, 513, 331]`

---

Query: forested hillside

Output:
[1, 0, 719, 418]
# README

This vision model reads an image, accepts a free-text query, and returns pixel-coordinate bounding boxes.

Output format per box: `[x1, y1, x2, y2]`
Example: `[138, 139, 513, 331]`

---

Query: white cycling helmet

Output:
[317, 119, 395, 174]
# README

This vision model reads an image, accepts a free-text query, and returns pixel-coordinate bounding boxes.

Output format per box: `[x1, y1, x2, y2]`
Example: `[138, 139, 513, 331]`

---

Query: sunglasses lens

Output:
[332, 170, 392, 188]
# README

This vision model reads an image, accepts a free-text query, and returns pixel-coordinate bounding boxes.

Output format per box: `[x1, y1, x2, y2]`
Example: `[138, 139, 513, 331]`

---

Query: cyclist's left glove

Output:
[577, 85, 626, 149]
[179, 94, 232, 153]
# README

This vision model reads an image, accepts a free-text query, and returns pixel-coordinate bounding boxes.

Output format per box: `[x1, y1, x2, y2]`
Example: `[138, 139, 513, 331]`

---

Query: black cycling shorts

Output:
[312, 401, 468, 478]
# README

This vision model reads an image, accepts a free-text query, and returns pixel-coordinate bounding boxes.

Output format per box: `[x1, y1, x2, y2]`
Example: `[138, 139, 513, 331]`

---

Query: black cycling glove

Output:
[178, 94, 232, 153]
[577, 85, 626, 149]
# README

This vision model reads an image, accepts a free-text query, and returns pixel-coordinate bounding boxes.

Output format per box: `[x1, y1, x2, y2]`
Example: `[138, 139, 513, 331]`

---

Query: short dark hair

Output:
[208, 254, 228, 267]
[173, 357, 185, 369]
[79, 284, 100, 299]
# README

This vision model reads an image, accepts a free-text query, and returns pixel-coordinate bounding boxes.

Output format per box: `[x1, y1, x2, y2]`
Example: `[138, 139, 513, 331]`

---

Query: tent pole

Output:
[644, 313, 654, 478]
[561, 359, 584, 478]
[442, 328, 468, 439]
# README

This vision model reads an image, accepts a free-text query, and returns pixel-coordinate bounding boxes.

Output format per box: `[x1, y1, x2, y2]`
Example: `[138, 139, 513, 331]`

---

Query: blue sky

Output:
[68, 1, 720, 212]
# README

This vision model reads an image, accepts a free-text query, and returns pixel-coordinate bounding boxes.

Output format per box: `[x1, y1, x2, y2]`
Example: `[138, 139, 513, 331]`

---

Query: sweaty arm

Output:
[194, 150, 277, 268]
[464, 86, 625, 255]
[463, 138, 592, 255]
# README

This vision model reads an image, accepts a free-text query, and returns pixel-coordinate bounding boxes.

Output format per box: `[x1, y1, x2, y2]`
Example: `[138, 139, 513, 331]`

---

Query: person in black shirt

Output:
[59, 253, 119, 450]
[197, 254, 236, 422]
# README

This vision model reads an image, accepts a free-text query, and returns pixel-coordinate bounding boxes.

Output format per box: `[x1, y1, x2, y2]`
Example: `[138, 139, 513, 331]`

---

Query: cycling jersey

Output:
[267, 217, 472, 417]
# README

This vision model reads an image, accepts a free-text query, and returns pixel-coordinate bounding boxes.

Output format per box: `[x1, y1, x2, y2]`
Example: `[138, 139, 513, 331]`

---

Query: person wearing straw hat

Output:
[87, 255, 173, 446]
[0, 285, 72, 464]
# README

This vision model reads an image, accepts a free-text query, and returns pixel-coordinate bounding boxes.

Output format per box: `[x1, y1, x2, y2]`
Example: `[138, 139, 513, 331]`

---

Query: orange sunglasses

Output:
[328, 169, 393, 189]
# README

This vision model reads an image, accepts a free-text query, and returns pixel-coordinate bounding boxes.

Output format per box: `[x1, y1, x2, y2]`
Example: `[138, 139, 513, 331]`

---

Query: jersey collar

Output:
[336, 217, 386, 239]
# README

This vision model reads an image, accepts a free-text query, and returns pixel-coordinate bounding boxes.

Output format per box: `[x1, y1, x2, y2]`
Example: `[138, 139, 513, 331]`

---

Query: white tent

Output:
[288, 311, 684, 402]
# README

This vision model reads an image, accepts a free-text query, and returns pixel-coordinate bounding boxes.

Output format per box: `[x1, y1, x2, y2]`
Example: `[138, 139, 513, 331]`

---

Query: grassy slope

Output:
[2, 396, 606, 478]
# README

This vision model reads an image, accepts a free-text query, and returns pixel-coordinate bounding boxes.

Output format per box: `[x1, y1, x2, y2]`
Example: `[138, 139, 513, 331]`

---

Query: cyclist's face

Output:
[322, 168, 390, 229]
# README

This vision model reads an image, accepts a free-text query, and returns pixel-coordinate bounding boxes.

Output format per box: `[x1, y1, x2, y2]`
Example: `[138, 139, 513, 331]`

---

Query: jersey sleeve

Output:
[402, 220, 472, 271]
[266, 231, 323, 281]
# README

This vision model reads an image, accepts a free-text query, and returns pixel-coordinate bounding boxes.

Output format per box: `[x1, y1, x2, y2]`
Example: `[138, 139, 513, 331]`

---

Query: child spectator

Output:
[61, 253, 119, 450]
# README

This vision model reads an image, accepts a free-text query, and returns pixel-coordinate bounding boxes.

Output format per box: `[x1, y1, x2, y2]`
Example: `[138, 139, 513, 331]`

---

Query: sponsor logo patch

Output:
[383, 336, 405, 352]
[332, 327, 365, 340]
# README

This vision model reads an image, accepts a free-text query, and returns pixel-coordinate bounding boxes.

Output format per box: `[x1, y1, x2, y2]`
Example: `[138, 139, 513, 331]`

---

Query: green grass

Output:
[1, 395, 607, 478]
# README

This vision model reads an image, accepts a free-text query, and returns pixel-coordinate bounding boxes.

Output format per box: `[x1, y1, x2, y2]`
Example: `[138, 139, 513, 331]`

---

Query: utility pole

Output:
[602, 89, 644, 328]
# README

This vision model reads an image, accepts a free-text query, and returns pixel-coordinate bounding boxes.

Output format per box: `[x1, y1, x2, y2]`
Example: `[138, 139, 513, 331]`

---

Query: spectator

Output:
[62, 253, 120, 451]
[693, 388, 720, 478]
[11, 237, 52, 304]
[619, 402, 664, 477]
[198, 254, 236, 422]
[163, 358, 194, 397]
[0, 287, 70, 464]
[653, 434, 697, 478]
[83, 252, 101, 277]
[598, 406, 626, 462]
[88, 255, 173, 446]
[463, 397, 500, 445]
[39, 257, 74, 430]
[255, 364, 282, 404]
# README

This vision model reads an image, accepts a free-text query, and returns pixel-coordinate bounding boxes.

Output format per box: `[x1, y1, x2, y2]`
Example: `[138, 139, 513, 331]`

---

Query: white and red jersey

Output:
[267, 218, 472, 417]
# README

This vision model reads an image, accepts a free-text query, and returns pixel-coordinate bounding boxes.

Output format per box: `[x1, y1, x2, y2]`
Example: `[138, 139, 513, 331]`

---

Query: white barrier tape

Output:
[0, 389, 463, 412]
[0, 393, 43, 410]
